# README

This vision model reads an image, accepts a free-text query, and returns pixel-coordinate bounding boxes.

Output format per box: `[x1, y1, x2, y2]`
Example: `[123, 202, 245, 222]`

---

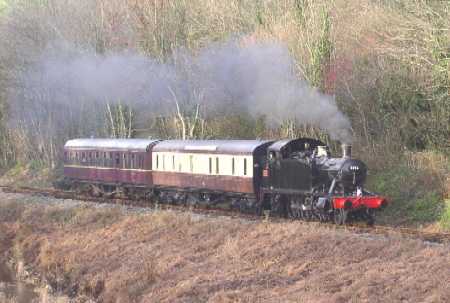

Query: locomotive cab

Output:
[263, 138, 325, 193]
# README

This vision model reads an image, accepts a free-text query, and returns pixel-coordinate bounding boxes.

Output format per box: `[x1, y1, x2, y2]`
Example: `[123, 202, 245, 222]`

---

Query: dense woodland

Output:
[0, 0, 448, 227]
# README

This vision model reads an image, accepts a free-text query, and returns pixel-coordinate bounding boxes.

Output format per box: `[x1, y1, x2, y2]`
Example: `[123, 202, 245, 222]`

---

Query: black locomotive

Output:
[260, 138, 385, 224]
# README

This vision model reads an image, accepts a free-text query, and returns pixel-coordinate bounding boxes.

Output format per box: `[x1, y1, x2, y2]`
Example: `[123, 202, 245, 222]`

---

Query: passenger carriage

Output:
[63, 139, 160, 187]
[151, 140, 273, 200]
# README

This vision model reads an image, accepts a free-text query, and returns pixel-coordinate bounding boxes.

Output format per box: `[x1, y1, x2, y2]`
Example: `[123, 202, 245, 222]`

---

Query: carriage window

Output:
[140, 155, 144, 168]
[216, 157, 219, 174]
[131, 154, 135, 169]
[156, 155, 159, 169]
[115, 153, 120, 166]
[163, 154, 166, 170]
[172, 155, 175, 170]
[209, 157, 212, 174]
[244, 158, 247, 176]
[64, 152, 67, 161]
[232, 158, 235, 175]
[189, 155, 194, 172]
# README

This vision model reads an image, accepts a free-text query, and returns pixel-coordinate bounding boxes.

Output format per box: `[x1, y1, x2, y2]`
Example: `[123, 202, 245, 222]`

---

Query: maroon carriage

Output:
[63, 139, 160, 187]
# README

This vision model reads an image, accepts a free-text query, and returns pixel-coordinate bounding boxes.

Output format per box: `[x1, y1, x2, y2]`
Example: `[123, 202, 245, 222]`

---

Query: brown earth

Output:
[0, 192, 449, 303]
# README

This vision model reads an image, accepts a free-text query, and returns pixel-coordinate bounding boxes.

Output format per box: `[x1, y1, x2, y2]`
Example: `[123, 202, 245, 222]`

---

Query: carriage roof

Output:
[64, 138, 160, 151]
[153, 140, 274, 155]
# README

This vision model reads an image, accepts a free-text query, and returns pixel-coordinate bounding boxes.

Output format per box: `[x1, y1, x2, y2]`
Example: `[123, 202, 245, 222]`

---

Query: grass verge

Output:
[0, 195, 449, 302]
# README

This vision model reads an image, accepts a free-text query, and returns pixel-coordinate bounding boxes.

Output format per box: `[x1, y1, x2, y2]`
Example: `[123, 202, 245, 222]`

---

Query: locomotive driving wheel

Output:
[334, 209, 348, 225]
[290, 205, 303, 219]
[270, 194, 290, 218]
[289, 196, 306, 219]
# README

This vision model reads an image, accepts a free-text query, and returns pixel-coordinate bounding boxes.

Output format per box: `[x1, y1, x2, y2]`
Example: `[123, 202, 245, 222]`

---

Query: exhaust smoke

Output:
[9, 40, 353, 142]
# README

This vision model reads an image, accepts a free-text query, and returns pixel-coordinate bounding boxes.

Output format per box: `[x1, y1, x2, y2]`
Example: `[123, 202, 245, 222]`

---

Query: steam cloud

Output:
[10, 40, 352, 142]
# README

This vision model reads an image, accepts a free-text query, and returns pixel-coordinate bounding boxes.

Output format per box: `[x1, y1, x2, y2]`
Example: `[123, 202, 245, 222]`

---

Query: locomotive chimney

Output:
[342, 144, 352, 159]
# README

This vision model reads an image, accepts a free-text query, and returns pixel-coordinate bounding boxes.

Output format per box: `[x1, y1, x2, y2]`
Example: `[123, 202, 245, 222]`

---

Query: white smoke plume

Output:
[9, 40, 352, 142]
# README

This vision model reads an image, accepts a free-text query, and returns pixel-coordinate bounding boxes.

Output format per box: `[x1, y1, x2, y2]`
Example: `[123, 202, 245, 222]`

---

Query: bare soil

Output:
[0, 191, 449, 303]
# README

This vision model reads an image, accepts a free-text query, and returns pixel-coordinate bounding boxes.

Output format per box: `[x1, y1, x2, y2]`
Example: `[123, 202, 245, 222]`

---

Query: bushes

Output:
[367, 163, 445, 226]
[0, 0, 447, 169]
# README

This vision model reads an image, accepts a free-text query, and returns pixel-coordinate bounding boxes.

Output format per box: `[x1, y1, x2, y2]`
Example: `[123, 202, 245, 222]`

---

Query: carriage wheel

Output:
[291, 207, 303, 219]
[271, 195, 289, 218]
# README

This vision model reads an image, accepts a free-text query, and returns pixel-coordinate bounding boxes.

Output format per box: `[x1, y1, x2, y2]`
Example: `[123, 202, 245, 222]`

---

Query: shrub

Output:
[367, 164, 445, 226]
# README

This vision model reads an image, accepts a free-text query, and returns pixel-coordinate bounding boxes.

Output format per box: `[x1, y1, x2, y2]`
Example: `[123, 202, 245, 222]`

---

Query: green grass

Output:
[439, 199, 450, 231]
[367, 164, 445, 226]
[6, 162, 27, 177]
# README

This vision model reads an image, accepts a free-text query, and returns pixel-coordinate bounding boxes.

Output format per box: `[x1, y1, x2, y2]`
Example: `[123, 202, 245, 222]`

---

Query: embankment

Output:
[0, 191, 449, 302]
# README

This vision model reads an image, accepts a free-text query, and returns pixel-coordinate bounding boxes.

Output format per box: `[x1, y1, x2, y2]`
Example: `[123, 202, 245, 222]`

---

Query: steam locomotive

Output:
[63, 137, 387, 224]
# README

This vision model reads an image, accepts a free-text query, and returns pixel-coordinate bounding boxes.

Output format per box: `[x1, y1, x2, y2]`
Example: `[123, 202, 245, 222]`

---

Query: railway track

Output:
[1, 184, 449, 244]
